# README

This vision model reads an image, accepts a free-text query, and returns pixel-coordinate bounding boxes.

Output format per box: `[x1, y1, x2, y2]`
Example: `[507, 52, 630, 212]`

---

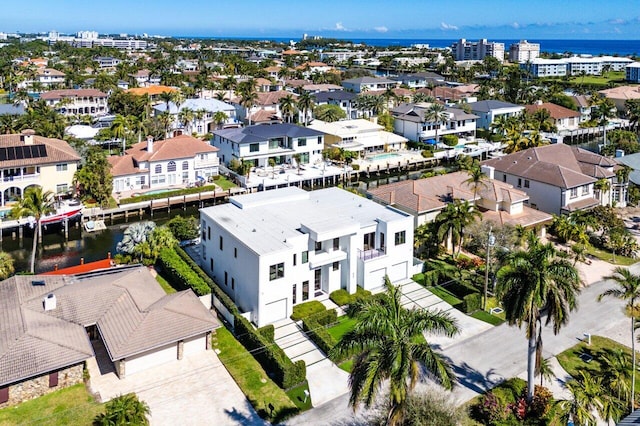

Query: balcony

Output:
[194, 157, 220, 169]
[1, 173, 40, 183]
[309, 249, 347, 269]
[358, 248, 386, 261]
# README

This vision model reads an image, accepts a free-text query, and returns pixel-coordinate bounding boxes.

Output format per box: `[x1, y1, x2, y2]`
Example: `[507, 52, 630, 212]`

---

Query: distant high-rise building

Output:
[76, 30, 98, 40]
[509, 40, 540, 63]
[451, 39, 504, 62]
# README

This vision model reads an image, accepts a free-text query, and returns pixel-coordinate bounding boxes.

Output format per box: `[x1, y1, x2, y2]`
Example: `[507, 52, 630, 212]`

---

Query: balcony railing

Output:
[358, 248, 386, 261]
[1, 173, 40, 183]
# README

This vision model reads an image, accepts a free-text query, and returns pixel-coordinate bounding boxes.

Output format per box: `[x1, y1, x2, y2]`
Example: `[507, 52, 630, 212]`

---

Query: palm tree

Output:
[598, 267, 640, 411]
[330, 276, 459, 425]
[600, 347, 632, 403]
[558, 371, 604, 426]
[434, 200, 481, 257]
[239, 84, 258, 126]
[93, 393, 150, 426]
[110, 114, 130, 155]
[463, 164, 489, 201]
[0, 251, 15, 280]
[594, 178, 611, 205]
[117, 221, 156, 262]
[10, 187, 55, 274]
[496, 236, 581, 402]
[297, 91, 314, 126]
[424, 103, 449, 143]
[536, 357, 556, 387]
[213, 110, 228, 130]
[178, 107, 195, 135]
[278, 94, 297, 123]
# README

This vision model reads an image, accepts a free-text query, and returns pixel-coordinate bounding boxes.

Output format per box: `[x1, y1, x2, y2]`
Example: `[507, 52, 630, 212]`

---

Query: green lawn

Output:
[470, 310, 505, 326]
[285, 382, 313, 411]
[155, 273, 177, 294]
[326, 316, 356, 341]
[586, 245, 636, 266]
[0, 384, 104, 426]
[567, 71, 626, 86]
[556, 335, 639, 388]
[213, 327, 301, 423]
[338, 359, 353, 373]
[215, 176, 237, 191]
[426, 285, 462, 307]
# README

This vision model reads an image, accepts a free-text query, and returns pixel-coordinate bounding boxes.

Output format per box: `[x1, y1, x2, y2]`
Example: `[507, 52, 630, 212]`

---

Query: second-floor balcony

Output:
[1, 173, 40, 184]
[309, 249, 347, 269]
[194, 157, 220, 169]
[358, 248, 386, 261]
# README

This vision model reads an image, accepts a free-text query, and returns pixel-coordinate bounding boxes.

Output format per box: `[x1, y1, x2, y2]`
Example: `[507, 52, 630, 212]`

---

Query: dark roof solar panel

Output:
[36, 145, 47, 158]
[22, 146, 33, 159]
[0, 148, 5, 161]
[7, 147, 15, 160]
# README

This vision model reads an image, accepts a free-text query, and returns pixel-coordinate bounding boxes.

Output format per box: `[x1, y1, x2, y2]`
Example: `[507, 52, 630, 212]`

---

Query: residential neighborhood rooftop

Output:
[212, 123, 324, 143]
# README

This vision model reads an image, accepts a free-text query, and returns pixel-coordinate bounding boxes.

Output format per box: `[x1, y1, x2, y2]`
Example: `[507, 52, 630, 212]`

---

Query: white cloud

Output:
[374, 26, 388, 33]
[335, 22, 347, 31]
[440, 22, 458, 31]
[511, 22, 520, 29]
[609, 18, 625, 24]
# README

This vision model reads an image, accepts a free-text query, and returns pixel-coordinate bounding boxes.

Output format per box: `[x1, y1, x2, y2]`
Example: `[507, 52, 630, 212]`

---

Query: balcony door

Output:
[314, 269, 322, 296]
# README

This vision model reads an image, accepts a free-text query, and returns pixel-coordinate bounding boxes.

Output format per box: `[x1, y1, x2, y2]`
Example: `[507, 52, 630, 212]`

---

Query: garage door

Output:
[367, 268, 387, 290]
[389, 261, 408, 282]
[184, 335, 207, 357]
[262, 298, 287, 325]
[125, 343, 177, 376]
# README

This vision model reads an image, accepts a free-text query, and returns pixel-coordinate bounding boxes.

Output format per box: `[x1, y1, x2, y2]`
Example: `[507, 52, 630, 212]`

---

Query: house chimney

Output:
[481, 165, 495, 180]
[43, 293, 57, 311]
[146, 135, 154, 153]
[389, 190, 395, 205]
[21, 129, 36, 145]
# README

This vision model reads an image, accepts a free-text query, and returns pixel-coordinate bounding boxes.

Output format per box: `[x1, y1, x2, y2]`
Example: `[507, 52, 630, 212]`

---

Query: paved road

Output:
[285, 263, 640, 424]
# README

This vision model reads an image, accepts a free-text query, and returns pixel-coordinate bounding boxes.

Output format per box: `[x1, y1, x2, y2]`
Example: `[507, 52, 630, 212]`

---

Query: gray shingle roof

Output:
[213, 123, 324, 144]
[0, 266, 219, 387]
[313, 91, 357, 103]
[467, 100, 523, 112]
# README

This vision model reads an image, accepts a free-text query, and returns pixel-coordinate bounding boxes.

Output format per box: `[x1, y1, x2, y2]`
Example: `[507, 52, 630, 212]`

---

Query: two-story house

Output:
[199, 186, 414, 326]
[0, 130, 80, 207]
[342, 76, 398, 93]
[308, 119, 407, 155]
[40, 89, 108, 117]
[231, 90, 296, 125]
[313, 91, 359, 119]
[391, 102, 478, 143]
[482, 144, 624, 215]
[152, 98, 237, 136]
[17, 68, 65, 91]
[108, 135, 219, 193]
[211, 123, 325, 168]
[524, 102, 581, 131]
[467, 100, 525, 130]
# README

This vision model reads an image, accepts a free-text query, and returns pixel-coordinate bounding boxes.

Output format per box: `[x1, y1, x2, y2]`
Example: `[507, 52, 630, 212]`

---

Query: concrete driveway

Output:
[87, 350, 263, 426]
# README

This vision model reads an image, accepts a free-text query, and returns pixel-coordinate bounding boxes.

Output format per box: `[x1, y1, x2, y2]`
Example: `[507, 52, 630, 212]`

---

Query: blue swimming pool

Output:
[144, 188, 175, 196]
[367, 153, 401, 162]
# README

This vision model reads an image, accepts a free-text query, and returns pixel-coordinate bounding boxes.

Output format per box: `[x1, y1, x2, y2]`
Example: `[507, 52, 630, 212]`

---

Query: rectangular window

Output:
[56, 183, 68, 194]
[0, 387, 8, 404]
[49, 371, 58, 387]
[302, 251, 308, 264]
[333, 261, 339, 271]
[208, 226, 211, 240]
[333, 237, 339, 250]
[202, 221, 207, 240]
[363, 232, 375, 250]
[234, 248, 237, 258]
[380, 233, 385, 252]
[302, 281, 309, 301]
[524, 180, 530, 188]
[570, 188, 578, 198]
[224, 271, 228, 286]
[517, 178, 522, 188]
[395, 231, 406, 245]
[293, 253, 297, 266]
[268, 139, 279, 149]
[298, 138, 307, 147]
[210, 258, 213, 271]
[292, 284, 297, 304]
[231, 278, 235, 290]
[315, 241, 322, 252]
[502, 174, 507, 183]
[269, 263, 285, 281]
[582, 185, 589, 195]
[249, 143, 259, 152]
[219, 236, 223, 251]
[56, 163, 68, 172]
[317, 136, 322, 144]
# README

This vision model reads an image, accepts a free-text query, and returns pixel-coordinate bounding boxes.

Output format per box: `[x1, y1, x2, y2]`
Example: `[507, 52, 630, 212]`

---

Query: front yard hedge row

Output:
[257, 324, 275, 342]
[157, 248, 211, 296]
[119, 185, 219, 205]
[461, 293, 482, 314]
[175, 247, 238, 316]
[291, 300, 326, 321]
[234, 314, 306, 389]
[329, 287, 373, 307]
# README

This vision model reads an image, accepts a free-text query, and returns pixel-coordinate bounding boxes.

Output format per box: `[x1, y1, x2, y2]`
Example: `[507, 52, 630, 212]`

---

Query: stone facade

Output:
[0, 363, 84, 408]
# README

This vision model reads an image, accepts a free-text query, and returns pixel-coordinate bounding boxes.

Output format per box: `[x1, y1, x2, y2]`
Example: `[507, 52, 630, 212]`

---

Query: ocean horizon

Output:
[179, 36, 640, 56]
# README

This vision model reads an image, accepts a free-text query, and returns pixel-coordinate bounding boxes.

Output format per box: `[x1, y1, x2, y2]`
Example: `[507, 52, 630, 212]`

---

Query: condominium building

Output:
[199, 186, 414, 326]
[626, 63, 640, 83]
[508, 40, 540, 63]
[520, 58, 567, 77]
[451, 39, 505, 62]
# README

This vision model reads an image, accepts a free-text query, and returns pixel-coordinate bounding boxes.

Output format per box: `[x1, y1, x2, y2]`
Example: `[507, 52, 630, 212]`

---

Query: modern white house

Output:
[391, 102, 478, 143]
[467, 100, 525, 130]
[199, 186, 415, 326]
[153, 98, 238, 136]
[482, 144, 625, 215]
[211, 123, 325, 168]
[341, 76, 398, 93]
[313, 91, 359, 119]
[108, 135, 219, 193]
[308, 119, 407, 155]
[40, 89, 109, 118]
[17, 67, 65, 90]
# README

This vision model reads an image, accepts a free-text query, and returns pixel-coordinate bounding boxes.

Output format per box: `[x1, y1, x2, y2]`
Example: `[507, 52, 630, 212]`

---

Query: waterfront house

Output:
[341, 76, 398, 93]
[390, 102, 478, 143]
[467, 100, 525, 130]
[199, 186, 414, 326]
[524, 102, 581, 131]
[40, 89, 109, 118]
[152, 98, 237, 136]
[231, 90, 297, 125]
[108, 135, 219, 193]
[0, 266, 219, 407]
[308, 119, 407, 155]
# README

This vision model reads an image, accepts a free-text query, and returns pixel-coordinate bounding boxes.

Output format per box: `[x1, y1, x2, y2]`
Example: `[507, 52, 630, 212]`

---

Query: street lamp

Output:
[483, 229, 496, 311]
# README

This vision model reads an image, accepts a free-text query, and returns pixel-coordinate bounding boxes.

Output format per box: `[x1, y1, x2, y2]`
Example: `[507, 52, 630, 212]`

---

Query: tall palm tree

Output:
[330, 276, 459, 425]
[424, 103, 449, 143]
[496, 236, 581, 402]
[598, 267, 640, 411]
[558, 371, 604, 426]
[278, 94, 297, 123]
[594, 178, 611, 205]
[10, 187, 55, 274]
[178, 107, 195, 135]
[434, 200, 481, 257]
[239, 84, 258, 126]
[213, 110, 228, 130]
[297, 91, 314, 126]
[463, 164, 489, 201]
[110, 114, 130, 154]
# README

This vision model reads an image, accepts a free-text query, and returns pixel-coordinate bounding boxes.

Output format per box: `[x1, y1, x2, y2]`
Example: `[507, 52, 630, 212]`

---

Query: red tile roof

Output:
[525, 102, 580, 119]
[126, 135, 218, 163]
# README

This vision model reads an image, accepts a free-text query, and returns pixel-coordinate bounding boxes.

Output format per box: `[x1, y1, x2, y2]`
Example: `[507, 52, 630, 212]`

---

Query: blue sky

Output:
[3, 0, 640, 39]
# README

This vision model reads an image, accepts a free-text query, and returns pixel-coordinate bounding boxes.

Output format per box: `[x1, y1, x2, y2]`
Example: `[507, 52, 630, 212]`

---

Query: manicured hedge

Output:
[461, 293, 482, 314]
[234, 314, 306, 389]
[174, 247, 237, 315]
[157, 248, 211, 296]
[302, 315, 336, 359]
[258, 324, 275, 342]
[329, 289, 350, 306]
[291, 300, 326, 321]
[119, 185, 219, 205]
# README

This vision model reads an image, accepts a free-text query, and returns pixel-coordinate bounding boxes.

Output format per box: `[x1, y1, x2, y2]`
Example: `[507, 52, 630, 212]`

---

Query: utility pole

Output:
[483, 228, 496, 311]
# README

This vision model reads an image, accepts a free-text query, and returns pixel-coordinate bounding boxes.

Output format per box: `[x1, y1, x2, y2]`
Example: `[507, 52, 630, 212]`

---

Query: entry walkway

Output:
[396, 279, 493, 349]
[273, 318, 349, 407]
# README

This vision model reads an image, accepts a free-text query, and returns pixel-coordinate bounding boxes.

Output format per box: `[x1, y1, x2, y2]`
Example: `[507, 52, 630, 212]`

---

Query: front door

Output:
[314, 269, 321, 296]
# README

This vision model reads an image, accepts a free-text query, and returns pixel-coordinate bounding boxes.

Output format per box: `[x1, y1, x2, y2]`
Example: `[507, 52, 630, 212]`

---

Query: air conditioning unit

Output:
[44, 294, 57, 311]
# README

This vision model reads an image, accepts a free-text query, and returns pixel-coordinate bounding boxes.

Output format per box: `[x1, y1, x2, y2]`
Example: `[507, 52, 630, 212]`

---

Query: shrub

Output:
[234, 314, 306, 389]
[257, 324, 275, 342]
[119, 185, 218, 205]
[157, 248, 211, 296]
[310, 308, 337, 326]
[462, 293, 482, 313]
[351, 164, 360, 171]
[475, 391, 508, 425]
[421, 150, 434, 158]
[441, 134, 459, 147]
[291, 300, 326, 321]
[302, 315, 337, 359]
[528, 385, 553, 418]
[167, 215, 199, 241]
[329, 289, 351, 306]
